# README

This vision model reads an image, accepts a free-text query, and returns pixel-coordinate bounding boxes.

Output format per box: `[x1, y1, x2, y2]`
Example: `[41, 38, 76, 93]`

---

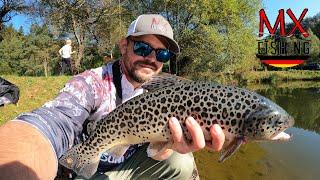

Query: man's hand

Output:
[152, 116, 225, 160]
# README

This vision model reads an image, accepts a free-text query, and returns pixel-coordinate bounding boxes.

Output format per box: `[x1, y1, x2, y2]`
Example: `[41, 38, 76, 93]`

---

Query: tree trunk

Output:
[43, 56, 48, 77]
[71, 14, 85, 74]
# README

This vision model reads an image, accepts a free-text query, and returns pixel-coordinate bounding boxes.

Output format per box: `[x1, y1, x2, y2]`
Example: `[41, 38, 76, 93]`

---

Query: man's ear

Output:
[119, 38, 128, 55]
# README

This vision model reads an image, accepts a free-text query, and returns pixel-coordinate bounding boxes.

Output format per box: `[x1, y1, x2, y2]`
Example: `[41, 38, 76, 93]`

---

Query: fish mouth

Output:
[271, 131, 292, 141]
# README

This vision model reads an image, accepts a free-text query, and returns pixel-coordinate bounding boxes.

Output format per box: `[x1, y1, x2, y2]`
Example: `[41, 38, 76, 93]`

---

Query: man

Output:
[59, 39, 75, 75]
[0, 14, 225, 179]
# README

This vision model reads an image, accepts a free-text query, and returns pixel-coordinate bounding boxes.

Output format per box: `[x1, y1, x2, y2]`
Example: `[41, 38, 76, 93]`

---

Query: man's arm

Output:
[0, 121, 57, 180]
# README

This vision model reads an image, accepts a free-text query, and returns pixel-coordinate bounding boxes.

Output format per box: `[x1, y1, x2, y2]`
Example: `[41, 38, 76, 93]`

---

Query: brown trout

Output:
[59, 74, 294, 178]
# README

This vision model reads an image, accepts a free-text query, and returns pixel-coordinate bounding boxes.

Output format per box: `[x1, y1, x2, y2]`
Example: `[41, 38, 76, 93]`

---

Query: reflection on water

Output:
[194, 84, 320, 180]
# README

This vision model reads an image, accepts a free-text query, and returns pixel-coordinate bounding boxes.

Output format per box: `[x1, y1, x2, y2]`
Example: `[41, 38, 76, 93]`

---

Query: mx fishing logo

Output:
[257, 8, 311, 68]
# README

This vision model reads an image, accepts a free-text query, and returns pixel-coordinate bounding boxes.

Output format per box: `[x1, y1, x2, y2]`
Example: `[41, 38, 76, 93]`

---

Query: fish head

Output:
[243, 95, 294, 141]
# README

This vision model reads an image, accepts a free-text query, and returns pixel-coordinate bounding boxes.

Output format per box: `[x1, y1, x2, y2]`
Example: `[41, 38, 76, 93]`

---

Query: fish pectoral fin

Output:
[219, 137, 244, 163]
[147, 142, 172, 158]
[107, 144, 130, 158]
[59, 143, 101, 179]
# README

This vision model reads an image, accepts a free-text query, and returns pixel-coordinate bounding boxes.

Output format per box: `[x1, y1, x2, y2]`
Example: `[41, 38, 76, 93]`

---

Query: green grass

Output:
[0, 75, 70, 124]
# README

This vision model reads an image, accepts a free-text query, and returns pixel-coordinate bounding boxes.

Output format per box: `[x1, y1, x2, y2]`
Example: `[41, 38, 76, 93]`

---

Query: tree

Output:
[22, 23, 60, 76]
[35, 0, 129, 73]
[0, 24, 27, 74]
[123, 0, 261, 75]
[0, 0, 30, 40]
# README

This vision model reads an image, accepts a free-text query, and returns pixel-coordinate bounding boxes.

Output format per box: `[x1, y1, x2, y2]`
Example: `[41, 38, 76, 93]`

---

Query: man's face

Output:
[120, 34, 168, 84]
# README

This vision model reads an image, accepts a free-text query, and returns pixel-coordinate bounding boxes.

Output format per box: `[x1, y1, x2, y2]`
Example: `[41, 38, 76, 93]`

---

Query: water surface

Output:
[194, 85, 320, 180]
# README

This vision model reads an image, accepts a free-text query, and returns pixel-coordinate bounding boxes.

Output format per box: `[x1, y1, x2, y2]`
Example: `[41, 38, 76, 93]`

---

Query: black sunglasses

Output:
[132, 40, 174, 63]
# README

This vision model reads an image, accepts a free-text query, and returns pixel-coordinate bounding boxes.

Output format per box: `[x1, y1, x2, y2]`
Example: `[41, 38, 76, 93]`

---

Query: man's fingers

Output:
[185, 117, 205, 151]
[169, 117, 184, 144]
[208, 124, 225, 151]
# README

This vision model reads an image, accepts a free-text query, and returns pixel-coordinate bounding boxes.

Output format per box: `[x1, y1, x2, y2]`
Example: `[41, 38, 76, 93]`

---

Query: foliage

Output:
[0, 0, 319, 76]
[0, 0, 30, 38]
[0, 24, 60, 76]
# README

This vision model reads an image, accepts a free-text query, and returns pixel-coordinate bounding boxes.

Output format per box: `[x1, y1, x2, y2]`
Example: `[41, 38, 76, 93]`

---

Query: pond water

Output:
[194, 86, 320, 180]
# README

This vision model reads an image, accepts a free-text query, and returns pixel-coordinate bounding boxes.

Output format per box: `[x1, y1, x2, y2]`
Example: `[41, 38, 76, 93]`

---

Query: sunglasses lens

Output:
[156, 50, 173, 63]
[133, 41, 152, 57]
[133, 41, 174, 63]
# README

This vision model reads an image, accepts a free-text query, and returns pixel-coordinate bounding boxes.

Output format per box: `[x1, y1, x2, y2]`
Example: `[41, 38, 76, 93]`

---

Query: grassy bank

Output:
[0, 75, 70, 124]
[190, 70, 320, 85]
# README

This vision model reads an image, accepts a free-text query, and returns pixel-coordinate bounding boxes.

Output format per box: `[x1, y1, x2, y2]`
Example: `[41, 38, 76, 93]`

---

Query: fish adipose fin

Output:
[107, 144, 130, 158]
[59, 143, 101, 179]
[147, 142, 172, 158]
[219, 136, 245, 163]
[142, 73, 192, 92]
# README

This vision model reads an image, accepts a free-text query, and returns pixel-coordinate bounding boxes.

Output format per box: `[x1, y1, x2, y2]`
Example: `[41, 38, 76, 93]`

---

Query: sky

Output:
[261, 0, 320, 24]
[6, 0, 320, 35]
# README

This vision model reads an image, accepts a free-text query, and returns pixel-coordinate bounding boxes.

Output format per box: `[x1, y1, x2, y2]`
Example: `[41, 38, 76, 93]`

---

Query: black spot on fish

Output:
[161, 107, 168, 113]
[221, 99, 226, 103]
[134, 107, 142, 114]
[184, 86, 190, 91]
[133, 117, 138, 123]
[245, 100, 250, 105]
[187, 100, 192, 107]
[124, 108, 132, 113]
[161, 97, 166, 103]
[194, 95, 200, 103]
[206, 120, 211, 126]
[231, 119, 237, 126]
[139, 121, 146, 125]
[235, 103, 241, 110]
[189, 92, 193, 96]
[222, 108, 228, 119]
[128, 122, 133, 128]
[195, 107, 201, 112]
[120, 122, 126, 128]
[182, 96, 187, 101]
[201, 112, 208, 118]
[227, 102, 232, 107]
[212, 106, 218, 112]
[166, 90, 172, 94]
[174, 95, 180, 102]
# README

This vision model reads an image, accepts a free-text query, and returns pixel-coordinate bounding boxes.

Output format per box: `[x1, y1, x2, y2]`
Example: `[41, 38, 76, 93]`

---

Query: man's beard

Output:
[127, 61, 159, 83]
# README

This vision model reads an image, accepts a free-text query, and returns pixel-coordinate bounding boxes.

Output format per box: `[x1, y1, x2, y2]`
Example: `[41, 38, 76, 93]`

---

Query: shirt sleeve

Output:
[15, 72, 103, 158]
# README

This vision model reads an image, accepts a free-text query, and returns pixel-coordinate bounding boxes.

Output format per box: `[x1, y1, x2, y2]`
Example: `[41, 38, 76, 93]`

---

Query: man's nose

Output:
[145, 50, 157, 62]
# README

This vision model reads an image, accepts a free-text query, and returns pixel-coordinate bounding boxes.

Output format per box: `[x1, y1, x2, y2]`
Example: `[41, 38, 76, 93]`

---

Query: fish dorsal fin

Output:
[141, 73, 192, 92]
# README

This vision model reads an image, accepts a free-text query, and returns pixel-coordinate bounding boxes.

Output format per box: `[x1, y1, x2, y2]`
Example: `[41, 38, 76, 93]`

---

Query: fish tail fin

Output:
[59, 143, 101, 179]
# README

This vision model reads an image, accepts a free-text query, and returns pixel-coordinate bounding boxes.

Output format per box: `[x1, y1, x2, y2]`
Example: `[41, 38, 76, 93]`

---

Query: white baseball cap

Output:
[126, 14, 180, 54]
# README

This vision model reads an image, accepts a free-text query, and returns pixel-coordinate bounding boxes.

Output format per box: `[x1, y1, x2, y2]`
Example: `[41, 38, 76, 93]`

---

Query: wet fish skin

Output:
[59, 77, 294, 178]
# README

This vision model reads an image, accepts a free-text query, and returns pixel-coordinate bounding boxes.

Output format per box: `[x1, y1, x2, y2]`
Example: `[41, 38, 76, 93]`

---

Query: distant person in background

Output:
[58, 39, 75, 75]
